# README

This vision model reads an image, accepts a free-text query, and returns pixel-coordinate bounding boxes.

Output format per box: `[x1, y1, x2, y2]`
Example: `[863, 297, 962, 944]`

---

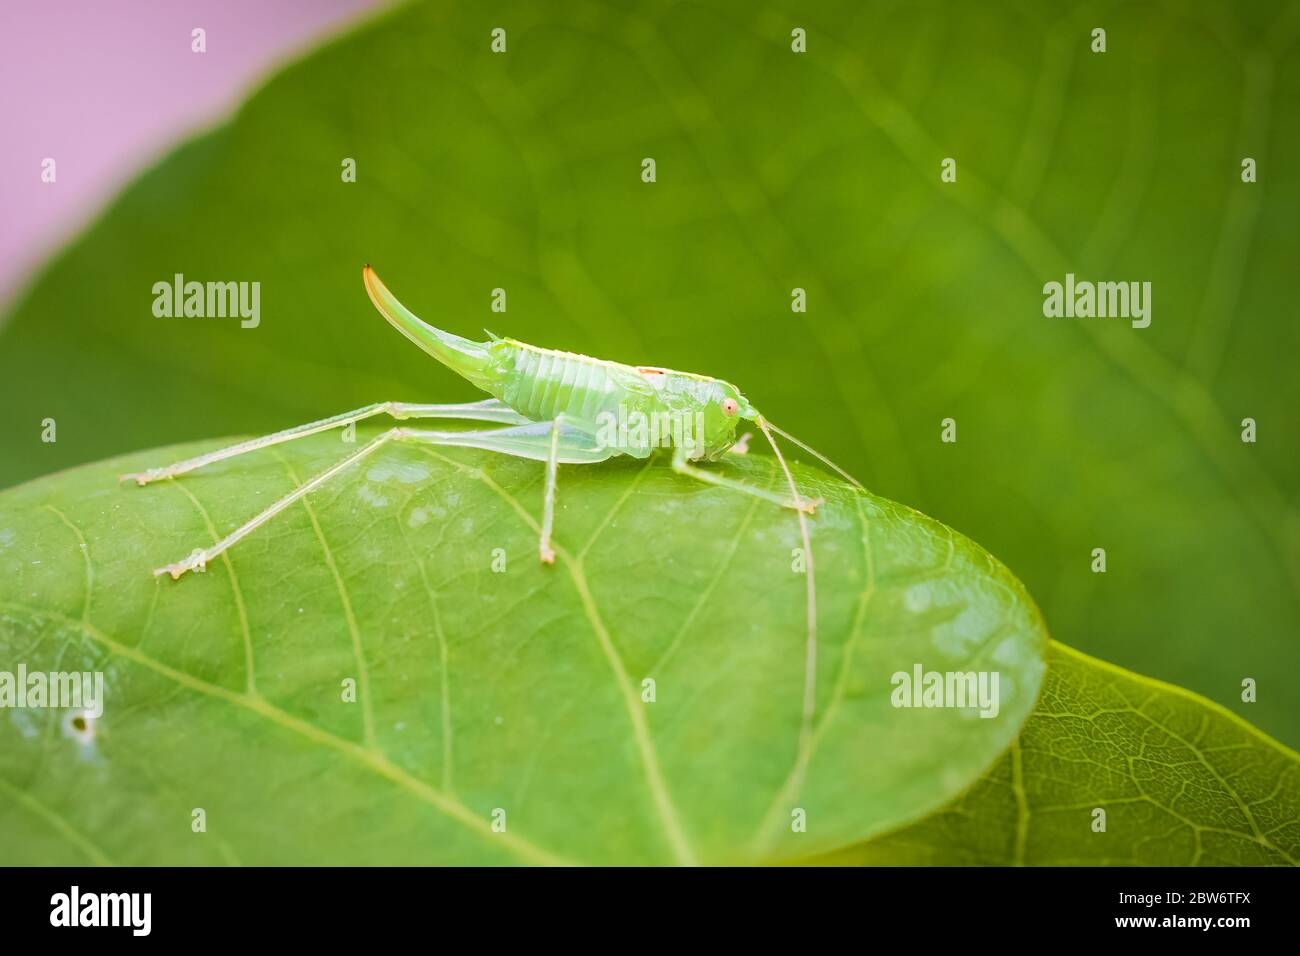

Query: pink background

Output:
[0, 0, 383, 305]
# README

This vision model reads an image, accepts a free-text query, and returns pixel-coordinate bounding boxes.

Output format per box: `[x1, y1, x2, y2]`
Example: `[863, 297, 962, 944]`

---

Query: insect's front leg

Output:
[670, 445, 820, 514]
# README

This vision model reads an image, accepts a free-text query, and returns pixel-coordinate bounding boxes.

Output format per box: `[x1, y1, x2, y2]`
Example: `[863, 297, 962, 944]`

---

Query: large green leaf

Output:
[819, 641, 1300, 866]
[1, 1, 1296, 750]
[0, 434, 1046, 865]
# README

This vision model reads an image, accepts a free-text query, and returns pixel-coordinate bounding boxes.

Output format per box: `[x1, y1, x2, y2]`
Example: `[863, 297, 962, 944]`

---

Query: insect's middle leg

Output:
[538, 417, 564, 564]
[122, 399, 532, 485]
[399, 418, 611, 565]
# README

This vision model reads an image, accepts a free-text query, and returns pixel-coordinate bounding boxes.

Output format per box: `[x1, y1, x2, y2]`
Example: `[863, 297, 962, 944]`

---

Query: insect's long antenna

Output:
[762, 420, 863, 490]
[755, 416, 819, 757]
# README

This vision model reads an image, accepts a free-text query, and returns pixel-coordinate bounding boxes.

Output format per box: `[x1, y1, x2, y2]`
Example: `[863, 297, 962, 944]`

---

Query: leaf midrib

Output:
[0, 600, 575, 867]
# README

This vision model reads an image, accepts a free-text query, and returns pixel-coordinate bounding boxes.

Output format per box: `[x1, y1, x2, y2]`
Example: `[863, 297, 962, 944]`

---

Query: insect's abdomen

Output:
[496, 344, 628, 424]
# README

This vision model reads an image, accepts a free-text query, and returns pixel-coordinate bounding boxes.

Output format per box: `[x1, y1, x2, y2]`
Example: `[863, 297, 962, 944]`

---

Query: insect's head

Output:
[697, 380, 758, 460]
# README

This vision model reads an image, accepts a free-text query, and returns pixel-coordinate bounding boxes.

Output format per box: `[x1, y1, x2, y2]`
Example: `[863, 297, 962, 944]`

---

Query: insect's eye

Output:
[721, 398, 739, 417]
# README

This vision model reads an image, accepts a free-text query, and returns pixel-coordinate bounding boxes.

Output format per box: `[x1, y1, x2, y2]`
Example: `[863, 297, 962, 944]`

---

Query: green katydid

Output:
[123, 266, 863, 737]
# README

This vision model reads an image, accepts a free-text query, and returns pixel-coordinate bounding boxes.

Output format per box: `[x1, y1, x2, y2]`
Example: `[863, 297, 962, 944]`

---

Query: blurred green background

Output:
[2, 0, 1297, 746]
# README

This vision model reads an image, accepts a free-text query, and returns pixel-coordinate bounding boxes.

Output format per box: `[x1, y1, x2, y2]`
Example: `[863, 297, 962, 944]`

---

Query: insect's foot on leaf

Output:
[785, 495, 824, 515]
[1, 435, 1063, 864]
[120, 469, 160, 486]
[154, 548, 208, 580]
[539, 544, 556, 565]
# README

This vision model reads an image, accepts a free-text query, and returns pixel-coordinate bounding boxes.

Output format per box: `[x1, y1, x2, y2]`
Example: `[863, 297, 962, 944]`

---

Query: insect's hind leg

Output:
[154, 429, 400, 579]
[122, 399, 531, 485]
[155, 420, 610, 579]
